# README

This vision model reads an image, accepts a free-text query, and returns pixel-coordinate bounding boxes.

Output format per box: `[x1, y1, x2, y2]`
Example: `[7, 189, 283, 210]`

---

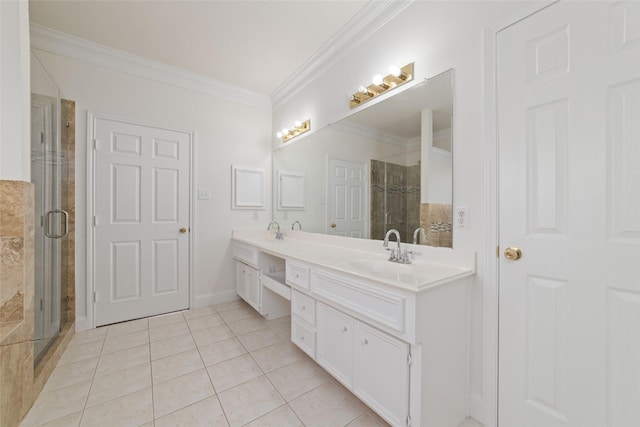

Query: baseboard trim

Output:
[469, 392, 484, 424]
[193, 290, 239, 308]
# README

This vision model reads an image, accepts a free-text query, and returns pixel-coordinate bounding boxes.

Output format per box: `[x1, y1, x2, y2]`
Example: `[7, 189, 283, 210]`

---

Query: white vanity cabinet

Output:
[234, 260, 260, 311]
[231, 241, 290, 319]
[316, 302, 410, 426]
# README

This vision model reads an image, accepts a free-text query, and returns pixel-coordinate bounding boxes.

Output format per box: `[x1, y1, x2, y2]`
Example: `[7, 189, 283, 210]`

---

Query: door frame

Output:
[482, 2, 558, 426]
[326, 155, 369, 238]
[85, 111, 194, 329]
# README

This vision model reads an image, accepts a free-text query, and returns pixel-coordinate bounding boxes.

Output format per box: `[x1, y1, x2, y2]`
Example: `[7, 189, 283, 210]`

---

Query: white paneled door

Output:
[92, 117, 191, 326]
[327, 158, 366, 237]
[498, 2, 640, 426]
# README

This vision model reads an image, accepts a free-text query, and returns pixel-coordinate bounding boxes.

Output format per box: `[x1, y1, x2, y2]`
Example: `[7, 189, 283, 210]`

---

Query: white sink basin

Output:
[345, 257, 468, 286]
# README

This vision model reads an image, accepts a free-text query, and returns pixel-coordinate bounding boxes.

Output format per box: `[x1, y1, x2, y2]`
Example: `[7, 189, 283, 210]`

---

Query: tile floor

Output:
[20, 300, 393, 427]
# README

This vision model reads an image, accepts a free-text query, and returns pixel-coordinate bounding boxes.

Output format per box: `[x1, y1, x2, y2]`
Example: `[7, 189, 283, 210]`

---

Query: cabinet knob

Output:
[342, 326, 348, 332]
[295, 273, 300, 278]
[362, 339, 369, 345]
[301, 305, 306, 311]
[299, 336, 305, 341]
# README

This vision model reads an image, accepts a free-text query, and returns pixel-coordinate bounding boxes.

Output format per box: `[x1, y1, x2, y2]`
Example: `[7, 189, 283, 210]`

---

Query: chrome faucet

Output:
[383, 229, 411, 264]
[413, 227, 428, 245]
[267, 221, 283, 240]
[291, 220, 302, 231]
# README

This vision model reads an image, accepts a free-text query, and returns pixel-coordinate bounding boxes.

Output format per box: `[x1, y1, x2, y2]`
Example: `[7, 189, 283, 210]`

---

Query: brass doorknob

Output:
[330, 223, 336, 228]
[179, 227, 187, 234]
[504, 246, 522, 260]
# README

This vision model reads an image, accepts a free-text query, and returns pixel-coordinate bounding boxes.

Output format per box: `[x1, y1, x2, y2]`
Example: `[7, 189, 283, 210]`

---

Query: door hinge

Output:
[496, 245, 500, 258]
[93, 139, 98, 150]
[406, 415, 412, 426]
[407, 352, 412, 366]
[40, 299, 43, 311]
[93, 215, 97, 227]
[40, 131, 45, 144]
[93, 291, 97, 303]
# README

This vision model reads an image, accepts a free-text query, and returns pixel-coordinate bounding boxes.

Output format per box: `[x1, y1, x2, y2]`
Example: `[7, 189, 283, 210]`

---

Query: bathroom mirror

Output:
[273, 69, 453, 246]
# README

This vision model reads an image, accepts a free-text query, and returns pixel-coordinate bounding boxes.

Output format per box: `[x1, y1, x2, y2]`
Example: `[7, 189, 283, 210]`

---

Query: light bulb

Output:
[389, 65, 402, 77]
[358, 85, 368, 94]
[282, 128, 289, 136]
[276, 132, 283, 138]
[294, 120, 302, 128]
[372, 74, 384, 86]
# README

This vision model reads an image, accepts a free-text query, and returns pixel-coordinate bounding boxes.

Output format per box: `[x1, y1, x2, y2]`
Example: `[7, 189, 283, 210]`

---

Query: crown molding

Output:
[270, 0, 415, 108]
[331, 120, 412, 148]
[30, 24, 271, 109]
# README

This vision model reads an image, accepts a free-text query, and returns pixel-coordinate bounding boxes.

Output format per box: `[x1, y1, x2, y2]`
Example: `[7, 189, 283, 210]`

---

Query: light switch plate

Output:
[454, 206, 469, 229]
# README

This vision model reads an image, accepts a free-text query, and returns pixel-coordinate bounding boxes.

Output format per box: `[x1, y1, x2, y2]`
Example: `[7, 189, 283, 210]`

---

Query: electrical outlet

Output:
[198, 188, 211, 200]
[454, 206, 469, 229]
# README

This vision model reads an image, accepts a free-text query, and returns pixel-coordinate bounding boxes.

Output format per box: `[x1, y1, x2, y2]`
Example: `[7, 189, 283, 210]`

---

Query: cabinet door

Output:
[316, 303, 354, 387]
[354, 322, 409, 426]
[246, 265, 261, 312]
[235, 260, 248, 301]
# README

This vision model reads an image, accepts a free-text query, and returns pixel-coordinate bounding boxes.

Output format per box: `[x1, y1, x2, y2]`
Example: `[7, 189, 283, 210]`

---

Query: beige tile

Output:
[150, 332, 196, 361]
[266, 359, 329, 401]
[212, 299, 248, 313]
[183, 305, 218, 319]
[151, 348, 204, 384]
[289, 382, 364, 426]
[237, 327, 283, 352]
[218, 306, 260, 323]
[106, 317, 149, 337]
[347, 412, 389, 427]
[36, 411, 83, 427]
[268, 316, 292, 339]
[95, 343, 150, 376]
[226, 316, 269, 336]
[199, 337, 246, 367]
[153, 369, 215, 419]
[187, 313, 224, 332]
[149, 321, 191, 342]
[245, 404, 303, 427]
[207, 354, 263, 393]
[154, 396, 228, 427]
[21, 380, 91, 426]
[250, 341, 306, 373]
[86, 363, 151, 408]
[68, 328, 107, 347]
[80, 387, 153, 427]
[41, 357, 98, 393]
[57, 340, 103, 366]
[148, 311, 185, 328]
[217, 376, 285, 427]
[101, 329, 149, 354]
[192, 324, 234, 348]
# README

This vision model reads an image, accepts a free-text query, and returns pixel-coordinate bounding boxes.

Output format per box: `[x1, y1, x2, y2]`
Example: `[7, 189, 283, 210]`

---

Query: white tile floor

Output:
[21, 300, 393, 427]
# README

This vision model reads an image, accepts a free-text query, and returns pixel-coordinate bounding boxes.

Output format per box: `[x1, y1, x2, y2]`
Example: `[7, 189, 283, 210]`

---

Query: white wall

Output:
[0, 0, 30, 181]
[273, 1, 530, 421]
[30, 48, 272, 330]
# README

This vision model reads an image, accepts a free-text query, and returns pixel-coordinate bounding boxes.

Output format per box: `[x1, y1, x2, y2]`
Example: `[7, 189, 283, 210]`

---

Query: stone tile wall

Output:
[420, 203, 453, 248]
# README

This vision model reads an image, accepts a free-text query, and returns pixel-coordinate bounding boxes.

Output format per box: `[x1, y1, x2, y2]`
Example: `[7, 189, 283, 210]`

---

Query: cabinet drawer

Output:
[231, 242, 258, 267]
[311, 270, 407, 334]
[291, 317, 315, 358]
[286, 260, 310, 289]
[291, 290, 315, 325]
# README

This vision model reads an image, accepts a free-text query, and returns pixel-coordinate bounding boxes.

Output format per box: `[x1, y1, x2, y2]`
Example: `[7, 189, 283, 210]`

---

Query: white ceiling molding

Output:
[331, 120, 412, 148]
[30, 23, 271, 109]
[270, 0, 415, 109]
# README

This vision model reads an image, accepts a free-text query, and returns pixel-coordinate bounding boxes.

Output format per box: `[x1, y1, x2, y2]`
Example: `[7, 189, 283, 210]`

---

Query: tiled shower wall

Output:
[0, 100, 76, 427]
[420, 203, 453, 248]
[370, 160, 421, 243]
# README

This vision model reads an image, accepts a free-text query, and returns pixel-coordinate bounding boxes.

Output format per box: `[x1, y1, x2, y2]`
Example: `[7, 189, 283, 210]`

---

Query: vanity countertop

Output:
[231, 229, 475, 293]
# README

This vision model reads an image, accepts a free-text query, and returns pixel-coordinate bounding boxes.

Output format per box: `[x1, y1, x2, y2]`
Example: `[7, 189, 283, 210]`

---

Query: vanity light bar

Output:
[276, 119, 311, 143]
[349, 63, 414, 109]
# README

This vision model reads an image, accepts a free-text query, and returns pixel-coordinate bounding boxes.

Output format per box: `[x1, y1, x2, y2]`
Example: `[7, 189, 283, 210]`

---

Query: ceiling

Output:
[28, 0, 369, 96]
